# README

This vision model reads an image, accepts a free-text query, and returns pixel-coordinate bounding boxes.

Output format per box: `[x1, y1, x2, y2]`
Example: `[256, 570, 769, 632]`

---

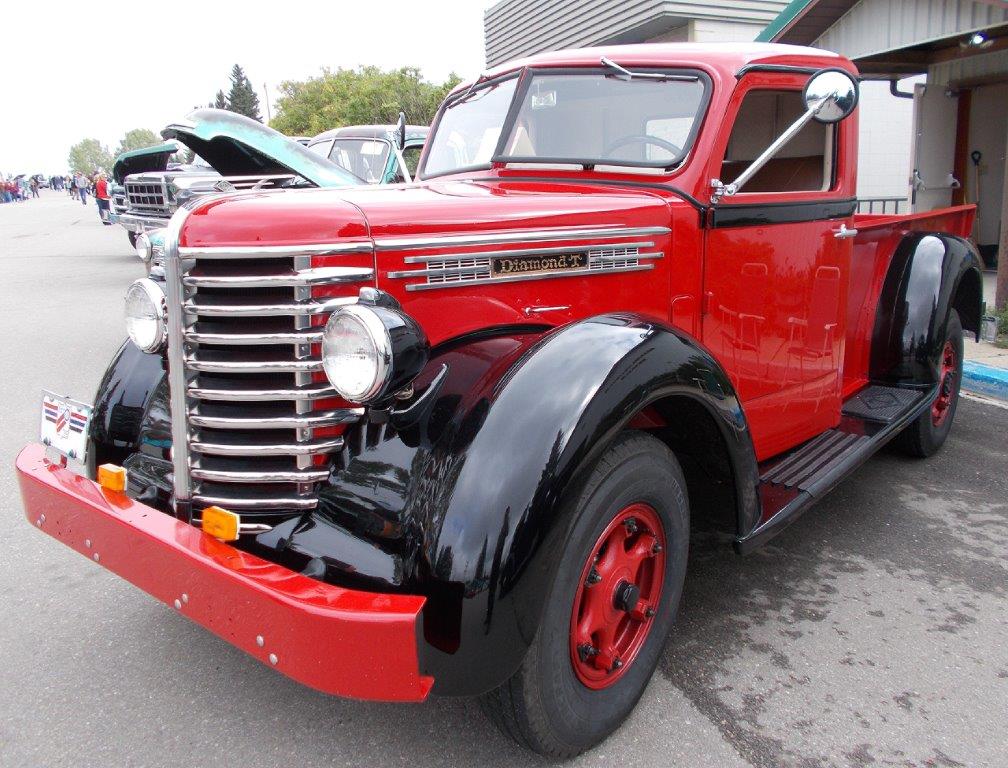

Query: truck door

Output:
[910, 82, 959, 212]
[702, 80, 856, 460]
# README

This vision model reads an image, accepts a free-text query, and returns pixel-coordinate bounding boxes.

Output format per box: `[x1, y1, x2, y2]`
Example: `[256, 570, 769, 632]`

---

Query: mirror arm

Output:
[726, 97, 827, 196]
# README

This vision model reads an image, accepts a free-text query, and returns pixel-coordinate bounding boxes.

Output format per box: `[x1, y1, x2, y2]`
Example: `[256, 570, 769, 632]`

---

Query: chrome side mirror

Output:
[397, 111, 407, 151]
[804, 68, 859, 124]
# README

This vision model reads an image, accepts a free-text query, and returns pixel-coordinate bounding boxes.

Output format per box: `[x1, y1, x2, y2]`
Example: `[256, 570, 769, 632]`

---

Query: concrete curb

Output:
[962, 361, 1008, 402]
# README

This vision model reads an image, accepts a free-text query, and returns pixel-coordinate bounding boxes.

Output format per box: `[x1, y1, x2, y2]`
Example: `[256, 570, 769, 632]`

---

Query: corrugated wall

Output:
[813, 0, 1008, 62]
[484, 0, 788, 67]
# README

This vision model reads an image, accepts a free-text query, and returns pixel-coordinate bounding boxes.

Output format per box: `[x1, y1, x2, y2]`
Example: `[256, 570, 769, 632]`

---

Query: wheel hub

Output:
[569, 502, 666, 689]
[931, 340, 958, 427]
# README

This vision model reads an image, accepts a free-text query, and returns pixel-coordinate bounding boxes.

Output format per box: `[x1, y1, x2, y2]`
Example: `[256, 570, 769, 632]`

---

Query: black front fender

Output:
[400, 314, 757, 695]
[870, 233, 983, 385]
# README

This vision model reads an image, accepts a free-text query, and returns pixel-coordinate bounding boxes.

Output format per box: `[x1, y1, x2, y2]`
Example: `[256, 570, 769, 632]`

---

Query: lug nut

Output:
[646, 606, 656, 618]
[586, 569, 602, 586]
[624, 518, 639, 535]
[652, 542, 663, 555]
[611, 658, 623, 671]
[577, 643, 598, 662]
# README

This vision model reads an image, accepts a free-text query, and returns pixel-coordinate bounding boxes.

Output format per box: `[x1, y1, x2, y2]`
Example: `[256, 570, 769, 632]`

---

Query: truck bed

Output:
[842, 204, 976, 399]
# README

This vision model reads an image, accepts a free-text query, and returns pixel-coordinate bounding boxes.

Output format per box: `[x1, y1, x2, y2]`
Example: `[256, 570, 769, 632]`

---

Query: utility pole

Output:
[264, 83, 271, 124]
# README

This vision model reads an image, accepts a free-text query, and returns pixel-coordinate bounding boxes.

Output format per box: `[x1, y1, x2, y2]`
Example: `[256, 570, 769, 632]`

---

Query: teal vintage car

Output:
[306, 123, 428, 184]
[114, 109, 362, 246]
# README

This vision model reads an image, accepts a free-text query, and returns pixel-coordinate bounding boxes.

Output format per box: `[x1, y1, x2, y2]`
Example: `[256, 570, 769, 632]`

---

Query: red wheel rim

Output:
[931, 340, 957, 427]
[569, 502, 666, 689]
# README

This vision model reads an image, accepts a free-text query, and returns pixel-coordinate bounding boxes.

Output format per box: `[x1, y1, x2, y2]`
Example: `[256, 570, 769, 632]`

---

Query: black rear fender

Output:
[871, 233, 983, 385]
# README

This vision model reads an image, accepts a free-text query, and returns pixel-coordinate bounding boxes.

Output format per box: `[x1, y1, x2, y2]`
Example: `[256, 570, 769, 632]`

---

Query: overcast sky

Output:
[1, 1, 493, 175]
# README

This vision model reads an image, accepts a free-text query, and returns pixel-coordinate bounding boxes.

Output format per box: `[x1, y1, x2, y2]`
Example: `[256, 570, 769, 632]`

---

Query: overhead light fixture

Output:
[960, 31, 992, 49]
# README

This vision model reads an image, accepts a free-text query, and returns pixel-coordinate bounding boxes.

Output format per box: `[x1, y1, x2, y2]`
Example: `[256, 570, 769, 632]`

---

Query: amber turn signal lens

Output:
[201, 506, 240, 542]
[97, 464, 127, 492]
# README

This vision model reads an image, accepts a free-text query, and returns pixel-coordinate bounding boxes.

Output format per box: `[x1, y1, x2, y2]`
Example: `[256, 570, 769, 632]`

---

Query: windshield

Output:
[327, 138, 391, 183]
[423, 68, 708, 177]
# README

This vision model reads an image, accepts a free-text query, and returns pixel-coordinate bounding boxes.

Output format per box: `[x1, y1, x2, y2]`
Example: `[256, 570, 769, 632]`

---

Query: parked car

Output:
[113, 109, 360, 246]
[18, 44, 982, 758]
[306, 122, 428, 184]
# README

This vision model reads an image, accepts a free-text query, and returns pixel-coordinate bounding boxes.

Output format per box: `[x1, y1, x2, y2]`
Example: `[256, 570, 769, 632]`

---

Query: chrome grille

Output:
[125, 180, 170, 215]
[165, 228, 374, 517]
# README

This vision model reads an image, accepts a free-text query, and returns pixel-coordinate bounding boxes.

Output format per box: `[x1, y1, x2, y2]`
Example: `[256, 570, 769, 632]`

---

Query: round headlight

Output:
[322, 306, 391, 402]
[125, 278, 168, 353]
[135, 232, 153, 263]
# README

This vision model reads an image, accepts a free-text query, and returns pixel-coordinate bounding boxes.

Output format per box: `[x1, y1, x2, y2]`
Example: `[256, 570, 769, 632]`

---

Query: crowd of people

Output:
[2, 171, 113, 224]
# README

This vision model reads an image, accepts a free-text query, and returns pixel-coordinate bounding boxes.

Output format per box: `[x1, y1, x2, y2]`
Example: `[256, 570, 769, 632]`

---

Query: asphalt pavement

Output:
[2, 190, 1006, 767]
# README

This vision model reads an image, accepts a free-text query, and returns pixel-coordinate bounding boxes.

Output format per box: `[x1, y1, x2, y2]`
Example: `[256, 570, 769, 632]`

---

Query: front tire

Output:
[896, 309, 964, 457]
[480, 431, 689, 758]
[127, 231, 138, 248]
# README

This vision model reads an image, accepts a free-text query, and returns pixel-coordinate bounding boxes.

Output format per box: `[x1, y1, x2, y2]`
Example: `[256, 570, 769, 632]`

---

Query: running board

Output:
[735, 384, 934, 554]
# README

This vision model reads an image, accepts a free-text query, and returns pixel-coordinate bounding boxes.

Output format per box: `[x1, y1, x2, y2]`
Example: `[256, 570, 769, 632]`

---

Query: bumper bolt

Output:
[269, 653, 278, 665]
[84, 539, 91, 548]
[92, 553, 100, 562]
[174, 599, 181, 609]
[256, 635, 265, 647]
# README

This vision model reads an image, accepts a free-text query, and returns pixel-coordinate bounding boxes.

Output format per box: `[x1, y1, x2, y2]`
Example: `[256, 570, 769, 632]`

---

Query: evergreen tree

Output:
[208, 90, 228, 110]
[226, 64, 261, 121]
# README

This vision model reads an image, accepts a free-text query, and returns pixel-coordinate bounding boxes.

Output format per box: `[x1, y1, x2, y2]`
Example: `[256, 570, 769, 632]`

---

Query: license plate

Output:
[40, 390, 93, 464]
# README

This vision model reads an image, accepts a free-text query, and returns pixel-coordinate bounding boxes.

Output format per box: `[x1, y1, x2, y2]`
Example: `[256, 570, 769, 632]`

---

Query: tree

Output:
[226, 64, 261, 121]
[270, 66, 461, 136]
[208, 89, 228, 110]
[114, 128, 161, 159]
[68, 138, 113, 175]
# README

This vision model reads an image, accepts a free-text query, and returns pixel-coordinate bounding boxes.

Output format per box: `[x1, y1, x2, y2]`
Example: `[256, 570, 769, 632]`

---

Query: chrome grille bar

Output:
[183, 296, 354, 317]
[188, 408, 362, 429]
[184, 356, 324, 374]
[178, 242, 373, 259]
[187, 382, 337, 401]
[183, 266, 373, 288]
[184, 329, 324, 345]
[191, 468, 332, 483]
[190, 436, 345, 456]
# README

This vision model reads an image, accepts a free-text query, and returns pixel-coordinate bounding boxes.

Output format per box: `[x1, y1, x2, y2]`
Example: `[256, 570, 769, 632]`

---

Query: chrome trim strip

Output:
[189, 409, 362, 429]
[183, 266, 373, 288]
[404, 263, 655, 291]
[178, 242, 373, 259]
[191, 468, 331, 483]
[192, 493, 318, 511]
[163, 206, 194, 505]
[187, 383, 337, 401]
[184, 357, 324, 374]
[190, 436, 345, 456]
[184, 330, 324, 345]
[373, 225, 671, 251]
[396, 241, 658, 265]
[184, 296, 354, 317]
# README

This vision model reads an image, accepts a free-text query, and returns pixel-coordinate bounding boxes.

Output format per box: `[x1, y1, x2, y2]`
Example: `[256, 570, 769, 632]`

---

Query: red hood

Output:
[179, 179, 681, 343]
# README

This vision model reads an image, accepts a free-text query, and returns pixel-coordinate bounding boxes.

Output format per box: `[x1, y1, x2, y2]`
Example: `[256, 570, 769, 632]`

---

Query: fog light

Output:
[201, 506, 240, 541]
[97, 464, 127, 492]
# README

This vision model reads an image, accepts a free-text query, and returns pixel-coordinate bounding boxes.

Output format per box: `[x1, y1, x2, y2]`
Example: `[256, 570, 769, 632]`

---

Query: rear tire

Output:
[480, 431, 689, 758]
[896, 309, 963, 458]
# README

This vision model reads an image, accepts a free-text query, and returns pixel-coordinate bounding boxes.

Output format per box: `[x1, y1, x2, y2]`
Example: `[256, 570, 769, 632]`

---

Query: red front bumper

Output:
[16, 443, 433, 702]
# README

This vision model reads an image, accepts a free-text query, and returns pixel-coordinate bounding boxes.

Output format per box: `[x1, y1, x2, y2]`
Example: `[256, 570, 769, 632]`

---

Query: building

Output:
[484, 1, 790, 67]
[761, 0, 1008, 300]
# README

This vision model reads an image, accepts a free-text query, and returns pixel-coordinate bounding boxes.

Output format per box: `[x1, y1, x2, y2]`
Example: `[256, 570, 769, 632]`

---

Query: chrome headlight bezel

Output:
[135, 232, 153, 262]
[321, 297, 429, 404]
[124, 278, 168, 353]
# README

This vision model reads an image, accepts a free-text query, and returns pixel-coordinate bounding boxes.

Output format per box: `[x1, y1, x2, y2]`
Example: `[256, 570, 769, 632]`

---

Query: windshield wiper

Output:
[457, 72, 491, 105]
[600, 57, 698, 82]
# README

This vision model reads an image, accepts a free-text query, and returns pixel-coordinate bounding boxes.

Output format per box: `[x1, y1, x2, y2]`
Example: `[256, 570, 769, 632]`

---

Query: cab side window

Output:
[720, 90, 834, 194]
[402, 145, 423, 176]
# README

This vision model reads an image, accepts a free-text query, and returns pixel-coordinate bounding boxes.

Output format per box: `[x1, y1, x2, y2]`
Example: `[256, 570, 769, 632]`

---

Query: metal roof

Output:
[756, 0, 855, 45]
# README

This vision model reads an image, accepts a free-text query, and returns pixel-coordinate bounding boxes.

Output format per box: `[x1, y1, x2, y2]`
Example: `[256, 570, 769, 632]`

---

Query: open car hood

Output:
[161, 109, 359, 188]
[113, 142, 179, 184]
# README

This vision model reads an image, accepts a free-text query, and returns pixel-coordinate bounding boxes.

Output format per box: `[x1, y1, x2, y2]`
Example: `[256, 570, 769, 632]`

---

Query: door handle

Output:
[833, 224, 858, 239]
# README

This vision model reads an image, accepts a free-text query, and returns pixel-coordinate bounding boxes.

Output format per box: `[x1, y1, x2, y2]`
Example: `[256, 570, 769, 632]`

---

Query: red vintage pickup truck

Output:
[19, 43, 981, 757]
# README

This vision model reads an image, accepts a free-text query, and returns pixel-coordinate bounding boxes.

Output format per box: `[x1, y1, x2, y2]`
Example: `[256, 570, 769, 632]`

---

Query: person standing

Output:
[30, 177, 39, 198]
[76, 173, 88, 205]
[94, 172, 112, 224]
